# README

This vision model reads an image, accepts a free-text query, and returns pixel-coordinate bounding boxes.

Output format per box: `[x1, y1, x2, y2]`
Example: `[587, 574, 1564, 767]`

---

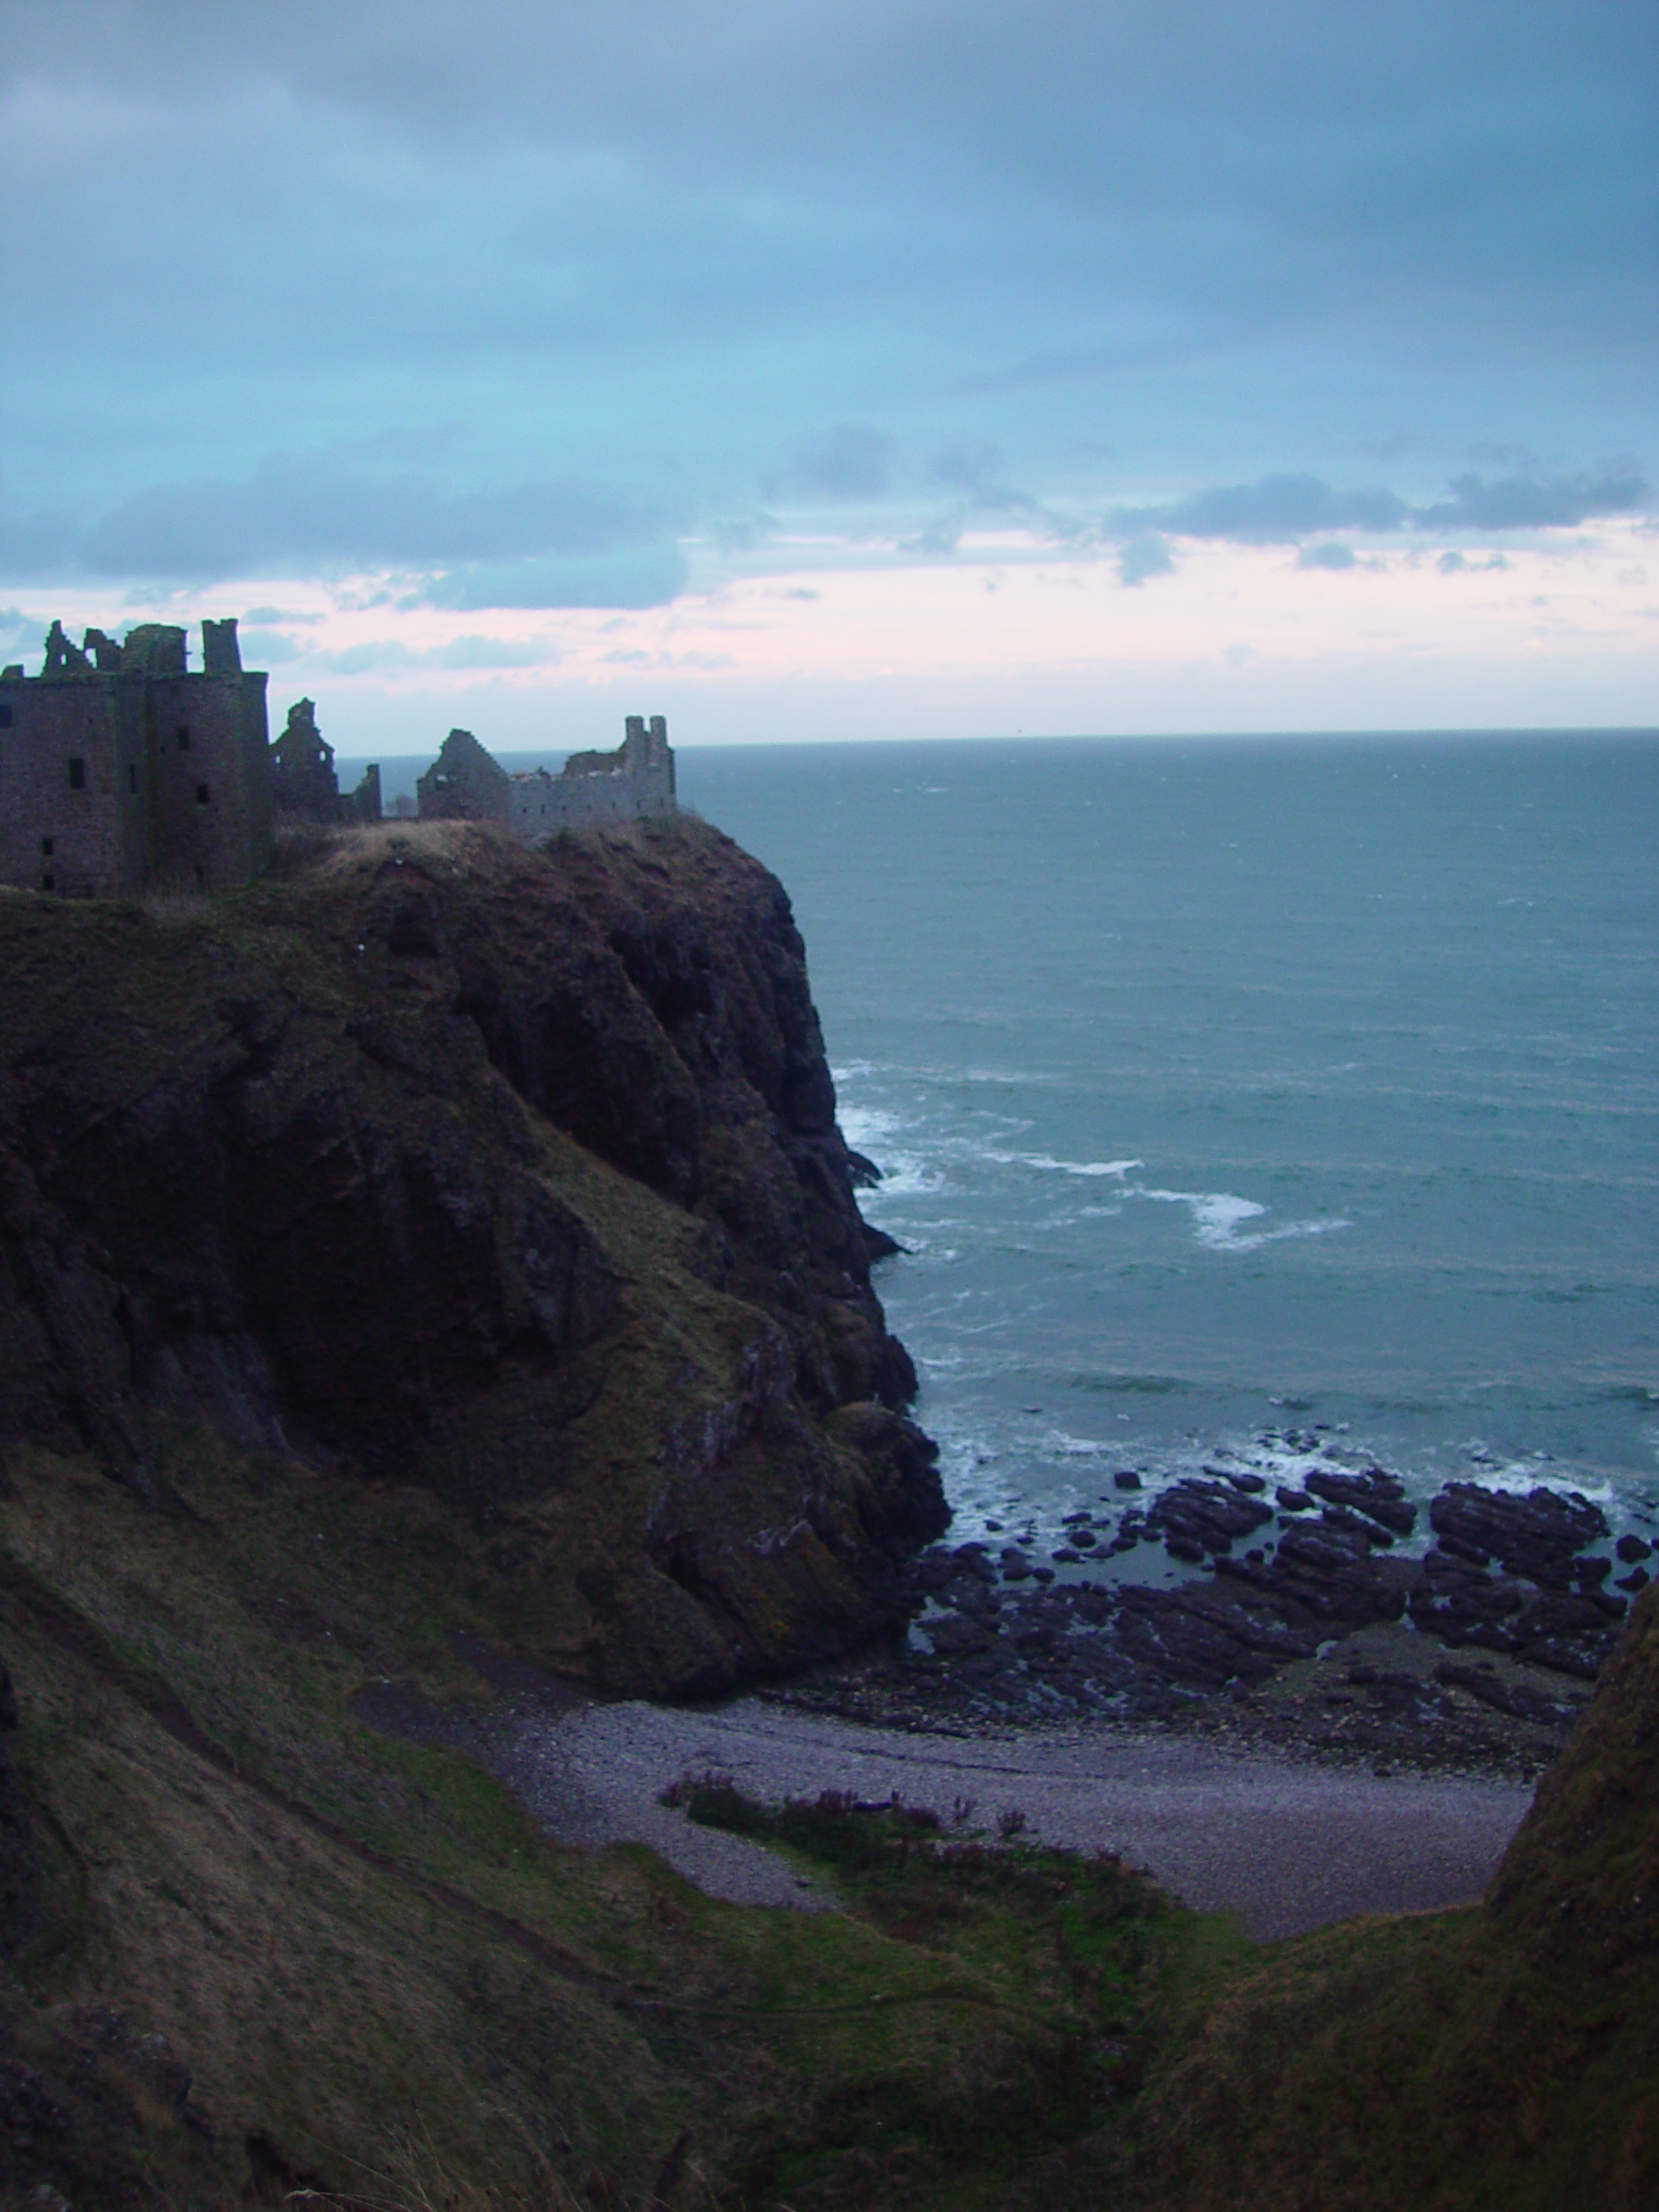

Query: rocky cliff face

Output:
[0, 815, 945, 1694]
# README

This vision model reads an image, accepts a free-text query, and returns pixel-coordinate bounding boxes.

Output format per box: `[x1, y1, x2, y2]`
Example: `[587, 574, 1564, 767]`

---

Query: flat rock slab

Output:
[501, 1697, 1532, 1942]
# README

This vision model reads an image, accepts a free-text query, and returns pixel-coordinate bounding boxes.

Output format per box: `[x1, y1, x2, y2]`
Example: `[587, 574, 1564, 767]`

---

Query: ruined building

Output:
[2, 614, 667, 899]
[270, 698, 382, 827]
[0, 619, 271, 898]
[417, 715, 675, 835]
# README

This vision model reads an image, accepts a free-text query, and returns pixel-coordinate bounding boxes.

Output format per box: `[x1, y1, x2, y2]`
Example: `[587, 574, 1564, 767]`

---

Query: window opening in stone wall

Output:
[41, 874, 54, 892]
[40, 837, 52, 857]
[195, 783, 210, 806]
[129, 764, 137, 792]
[195, 864, 205, 887]
[67, 758, 86, 789]
[0, 703, 11, 728]
[177, 726, 190, 750]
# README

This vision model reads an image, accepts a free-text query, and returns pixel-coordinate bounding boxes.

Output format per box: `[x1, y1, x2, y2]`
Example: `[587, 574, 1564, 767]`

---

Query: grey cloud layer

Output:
[3, 1, 1652, 603]
[1107, 468, 1649, 549]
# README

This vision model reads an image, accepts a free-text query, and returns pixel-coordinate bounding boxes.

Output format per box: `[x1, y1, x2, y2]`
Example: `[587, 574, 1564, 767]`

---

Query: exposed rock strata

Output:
[767, 1470, 1630, 1772]
[0, 817, 944, 1694]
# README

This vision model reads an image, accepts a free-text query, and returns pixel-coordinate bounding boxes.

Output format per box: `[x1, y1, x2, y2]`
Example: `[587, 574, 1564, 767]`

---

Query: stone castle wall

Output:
[419, 715, 676, 836]
[0, 620, 271, 897]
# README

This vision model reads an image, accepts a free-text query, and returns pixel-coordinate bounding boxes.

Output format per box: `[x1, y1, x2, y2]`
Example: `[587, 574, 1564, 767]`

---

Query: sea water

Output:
[361, 732, 1659, 1578]
[676, 732, 1659, 1577]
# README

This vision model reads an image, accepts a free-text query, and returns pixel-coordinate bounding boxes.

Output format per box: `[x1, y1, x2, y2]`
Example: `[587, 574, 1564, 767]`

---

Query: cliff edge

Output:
[0, 813, 944, 1696]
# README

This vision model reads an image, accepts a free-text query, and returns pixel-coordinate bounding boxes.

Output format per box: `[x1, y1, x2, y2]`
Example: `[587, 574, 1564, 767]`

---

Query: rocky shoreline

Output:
[760, 1454, 1648, 1780]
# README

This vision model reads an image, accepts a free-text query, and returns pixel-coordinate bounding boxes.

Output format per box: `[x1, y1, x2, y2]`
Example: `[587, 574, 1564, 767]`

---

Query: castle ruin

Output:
[270, 698, 383, 828]
[417, 715, 675, 835]
[1, 613, 671, 899]
[0, 619, 271, 897]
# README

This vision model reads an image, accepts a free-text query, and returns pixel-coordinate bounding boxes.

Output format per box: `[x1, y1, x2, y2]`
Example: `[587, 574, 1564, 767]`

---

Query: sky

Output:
[3, 0, 1656, 752]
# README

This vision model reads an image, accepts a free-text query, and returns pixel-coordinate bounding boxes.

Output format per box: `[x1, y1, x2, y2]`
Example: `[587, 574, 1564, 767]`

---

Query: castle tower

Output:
[0, 618, 271, 897]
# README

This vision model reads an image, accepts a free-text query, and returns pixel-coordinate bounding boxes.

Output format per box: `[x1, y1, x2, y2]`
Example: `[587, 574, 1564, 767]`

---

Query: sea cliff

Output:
[0, 814, 944, 1696]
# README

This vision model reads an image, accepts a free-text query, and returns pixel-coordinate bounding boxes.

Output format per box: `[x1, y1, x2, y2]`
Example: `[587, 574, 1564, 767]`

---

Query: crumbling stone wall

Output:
[270, 699, 382, 827]
[416, 728, 512, 822]
[418, 715, 676, 836]
[509, 715, 677, 836]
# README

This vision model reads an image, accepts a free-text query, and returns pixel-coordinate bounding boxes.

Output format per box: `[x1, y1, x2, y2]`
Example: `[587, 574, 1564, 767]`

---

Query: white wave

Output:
[836, 1103, 905, 1151]
[985, 1151, 1144, 1179]
[1453, 1446, 1617, 1505]
[1137, 1187, 1350, 1252]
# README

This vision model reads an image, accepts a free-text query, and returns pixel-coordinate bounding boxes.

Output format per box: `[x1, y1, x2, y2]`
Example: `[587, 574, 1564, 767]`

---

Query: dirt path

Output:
[487, 1694, 1534, 1942]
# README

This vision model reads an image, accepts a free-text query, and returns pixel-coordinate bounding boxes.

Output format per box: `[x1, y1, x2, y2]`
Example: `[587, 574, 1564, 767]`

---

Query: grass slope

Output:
[0, 1426, 1213, 2208]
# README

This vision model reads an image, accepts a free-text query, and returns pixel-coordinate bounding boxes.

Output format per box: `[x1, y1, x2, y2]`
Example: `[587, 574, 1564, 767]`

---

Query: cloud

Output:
[780, 425, 897, 502]
[1414, 467, 1649, 531]
[1104, 467, 1654, 557]
[2, 1, 1651, 639]
[931, 440, 1004, 494]
[1112, 474, 1409, 544]
[899, 513, 967, 556]
[435, 633, 561, 668]
[236, 626, 305, 662]
[410, 547, 688, 610]
[1118, 534, 1174, 586]
[64, 453, 681, 585]
[1436, 550, 1511, 574]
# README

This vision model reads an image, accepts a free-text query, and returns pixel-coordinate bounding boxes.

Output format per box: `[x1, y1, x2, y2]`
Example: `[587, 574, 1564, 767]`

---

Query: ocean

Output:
[366, 731, 1659, 1576]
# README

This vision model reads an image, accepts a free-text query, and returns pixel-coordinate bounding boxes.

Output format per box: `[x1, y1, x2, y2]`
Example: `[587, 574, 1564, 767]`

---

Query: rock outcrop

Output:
[0, 815, 944, 1694]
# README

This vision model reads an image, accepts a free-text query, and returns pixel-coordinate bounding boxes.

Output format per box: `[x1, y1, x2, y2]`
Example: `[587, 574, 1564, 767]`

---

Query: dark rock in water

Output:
[1116, 1580, 1321, 1690]
[999, 1548, 1032, 1582]
[1147, 1478, 1274, 1559]
[1618, 1567, 1650, 1593]
[1616, 1533, 1652, 1564]
[1071, 1529, 1098, 1548]
[908, 1547, 961, 1597]
[1204, 1465, 1267, 1496]
[1215, 1518, 1408, 1635]
[1315, 1504, 1396, 1550]
[1410, 1549, 1526, 1640]
[1051, 1548, 1081, 1565]
[1410, 1548, 1622, 1680]
[1428, 1484, 1607, 1592]
[1275, 1487, 1314, 1512]
[1303, 1466, 1416, 1536]
[1112, 1471, 1142, 1491]
[1433, 1660, 1584, 1728]
[927, 1613, 998, 1658]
